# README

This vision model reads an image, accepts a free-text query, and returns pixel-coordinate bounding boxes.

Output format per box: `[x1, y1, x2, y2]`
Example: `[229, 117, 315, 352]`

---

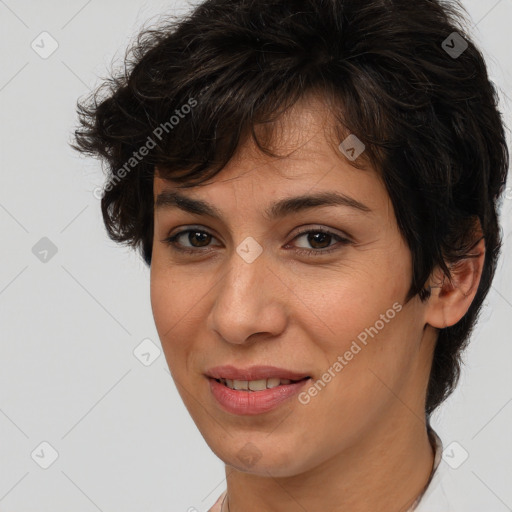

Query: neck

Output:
[222, 413, 435, 512]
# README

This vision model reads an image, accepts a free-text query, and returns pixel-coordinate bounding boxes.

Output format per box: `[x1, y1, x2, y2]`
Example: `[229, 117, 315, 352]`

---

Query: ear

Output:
[424, 231, 486, 330]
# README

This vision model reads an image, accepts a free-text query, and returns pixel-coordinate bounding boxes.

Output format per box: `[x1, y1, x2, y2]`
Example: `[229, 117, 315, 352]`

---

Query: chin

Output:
[210, 437, 311, 477]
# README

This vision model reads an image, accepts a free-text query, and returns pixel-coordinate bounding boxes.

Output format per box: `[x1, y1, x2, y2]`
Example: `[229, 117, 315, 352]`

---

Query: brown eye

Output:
[291, 228, 351, 257]
[162, 226, 351, 258]
[303, 231, 333, 249]
[185, 230, 212, 247]
[162, 228, 220, 254]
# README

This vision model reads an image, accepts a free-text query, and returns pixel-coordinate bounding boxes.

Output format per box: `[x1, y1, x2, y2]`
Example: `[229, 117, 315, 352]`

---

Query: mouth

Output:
[207, 373, 312, 415]
[205, 365, 311, 383]
[212, 376, 311, 391]
[205, 366, 312, 414]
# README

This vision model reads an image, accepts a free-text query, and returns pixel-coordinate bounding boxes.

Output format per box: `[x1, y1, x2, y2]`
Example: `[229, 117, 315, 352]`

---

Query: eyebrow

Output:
[154, 190, 372, 220]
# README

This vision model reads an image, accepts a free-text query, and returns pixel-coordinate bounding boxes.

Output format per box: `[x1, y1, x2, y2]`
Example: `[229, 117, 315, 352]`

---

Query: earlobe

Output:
[424, 236, 486, 329]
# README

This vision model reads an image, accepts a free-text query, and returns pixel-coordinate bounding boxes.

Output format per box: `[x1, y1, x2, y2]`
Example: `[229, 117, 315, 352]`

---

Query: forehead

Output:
[153, 93, 387, 214]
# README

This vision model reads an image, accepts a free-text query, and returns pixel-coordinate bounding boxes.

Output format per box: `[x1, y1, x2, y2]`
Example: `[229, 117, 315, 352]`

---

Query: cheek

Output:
[150, 252, 201, 327]
[294, 250, 414, 403]
[294, 308, 418, 459]
[295, 256, 409, 349]
[150, 267, 175, 335]
[150, 263, 215, 374]
[150, 265, 192, 353]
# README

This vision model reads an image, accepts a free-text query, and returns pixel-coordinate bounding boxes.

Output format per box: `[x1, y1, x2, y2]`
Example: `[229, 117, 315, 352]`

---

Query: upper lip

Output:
[205, 365, 311, 381]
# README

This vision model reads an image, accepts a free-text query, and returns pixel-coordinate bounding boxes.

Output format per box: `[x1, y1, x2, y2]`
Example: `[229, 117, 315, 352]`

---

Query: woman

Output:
[72, 0, 509, 510]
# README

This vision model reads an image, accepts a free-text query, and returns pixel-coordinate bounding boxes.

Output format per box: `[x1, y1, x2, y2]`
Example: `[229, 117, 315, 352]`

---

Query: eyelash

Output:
[161, 227, 351, 257]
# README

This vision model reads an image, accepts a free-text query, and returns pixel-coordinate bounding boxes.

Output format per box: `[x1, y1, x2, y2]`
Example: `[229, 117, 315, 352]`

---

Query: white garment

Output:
[409, 429, 503, 511]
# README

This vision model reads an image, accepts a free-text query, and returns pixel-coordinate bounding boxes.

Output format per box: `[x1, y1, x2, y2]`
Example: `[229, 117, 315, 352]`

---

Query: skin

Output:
[150, 93, 485, 512]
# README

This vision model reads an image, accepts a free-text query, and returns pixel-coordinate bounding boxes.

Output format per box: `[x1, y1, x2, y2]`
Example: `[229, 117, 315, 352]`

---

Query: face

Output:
[150, 95, 435, 477]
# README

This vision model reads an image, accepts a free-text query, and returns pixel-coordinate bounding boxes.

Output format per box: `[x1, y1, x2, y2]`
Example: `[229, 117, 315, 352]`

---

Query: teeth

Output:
[218, 377, 303, 391]
[248, 379, 267, 391]
[266, 378, 281, 388]
[233, 380, 248, 390]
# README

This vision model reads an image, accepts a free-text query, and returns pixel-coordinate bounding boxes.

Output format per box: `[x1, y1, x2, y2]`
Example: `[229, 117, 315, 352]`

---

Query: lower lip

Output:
[208, 377, 311, 415]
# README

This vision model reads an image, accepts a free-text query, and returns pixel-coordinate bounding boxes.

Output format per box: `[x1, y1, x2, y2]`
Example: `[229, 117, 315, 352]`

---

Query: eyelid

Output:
[161, 224, 353, 256]
[166, 224, 222, 245]
[165, 224, 351, 242]
[289, 225, 352, 242]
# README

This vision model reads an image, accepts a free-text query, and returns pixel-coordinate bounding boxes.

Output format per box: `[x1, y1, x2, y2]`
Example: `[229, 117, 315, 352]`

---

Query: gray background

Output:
[0, 0, 511, 510]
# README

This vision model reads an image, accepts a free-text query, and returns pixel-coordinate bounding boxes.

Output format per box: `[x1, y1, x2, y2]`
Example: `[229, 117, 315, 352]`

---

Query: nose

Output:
[206, 246, 288, 345]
